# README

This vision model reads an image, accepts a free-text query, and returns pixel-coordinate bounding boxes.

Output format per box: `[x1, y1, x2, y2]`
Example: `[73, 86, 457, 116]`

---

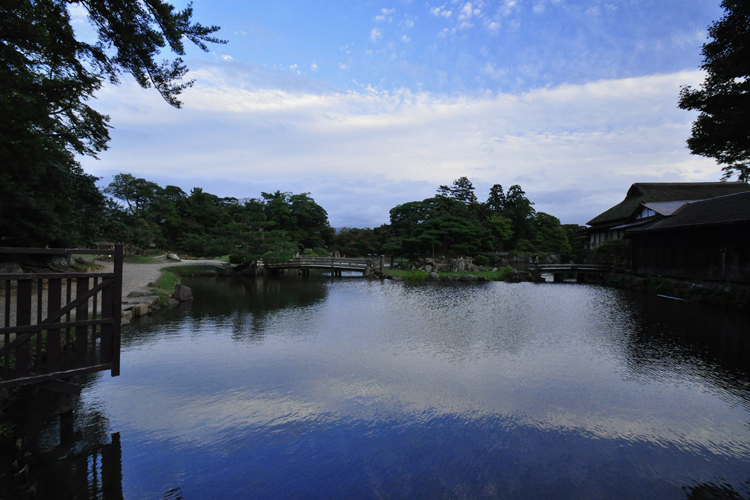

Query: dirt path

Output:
[97, 258, 226, 298]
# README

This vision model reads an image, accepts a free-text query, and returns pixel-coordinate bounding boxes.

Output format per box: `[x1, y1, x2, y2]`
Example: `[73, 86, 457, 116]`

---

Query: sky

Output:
[74, 0, 727, 228]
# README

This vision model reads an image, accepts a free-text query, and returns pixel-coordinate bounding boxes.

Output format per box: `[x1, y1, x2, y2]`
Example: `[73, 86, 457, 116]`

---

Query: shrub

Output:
[474, 255, 490, 266]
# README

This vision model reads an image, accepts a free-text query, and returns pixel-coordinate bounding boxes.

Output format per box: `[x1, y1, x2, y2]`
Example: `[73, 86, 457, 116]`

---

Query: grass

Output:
[153, 264, 222, 305]
[150, 269, 180, 307]
[385, 266, 516, 282]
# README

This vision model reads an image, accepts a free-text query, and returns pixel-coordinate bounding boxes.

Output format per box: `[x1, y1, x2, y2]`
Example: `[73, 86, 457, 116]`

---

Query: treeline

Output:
[336, 177, 584, 263]
[101, 174, 334, 263]
[3, 172, 584, 263]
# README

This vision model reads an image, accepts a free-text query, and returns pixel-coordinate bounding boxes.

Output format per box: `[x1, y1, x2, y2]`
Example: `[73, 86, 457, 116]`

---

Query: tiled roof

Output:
[587, 182, 750, 226]
[626, 191, 750, 233]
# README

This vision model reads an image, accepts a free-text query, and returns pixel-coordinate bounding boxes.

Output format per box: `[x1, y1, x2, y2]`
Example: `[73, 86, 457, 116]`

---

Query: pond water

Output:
[7, 274, 750, 499]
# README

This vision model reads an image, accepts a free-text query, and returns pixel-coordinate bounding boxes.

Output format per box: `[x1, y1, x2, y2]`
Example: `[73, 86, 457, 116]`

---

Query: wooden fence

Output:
[0, 246, 122, 389]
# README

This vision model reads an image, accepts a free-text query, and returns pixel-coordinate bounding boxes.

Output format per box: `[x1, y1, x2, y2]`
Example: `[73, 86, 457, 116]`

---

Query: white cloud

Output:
[370, 27, 383, 42]
[430, 6, 453, 18]
[402, 35, 411, 43]
[82, 67, 718, 227]
[374, 8, 395, 22]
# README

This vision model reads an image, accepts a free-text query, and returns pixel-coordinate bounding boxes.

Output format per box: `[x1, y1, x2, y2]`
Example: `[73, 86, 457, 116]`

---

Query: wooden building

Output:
[624, 191, 750, 284]
[585, 182, 750, 250]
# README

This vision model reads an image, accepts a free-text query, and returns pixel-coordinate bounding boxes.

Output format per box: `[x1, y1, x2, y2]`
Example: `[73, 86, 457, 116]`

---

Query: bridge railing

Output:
[266, 256, 384, 272]
[535, 264, 612, 272]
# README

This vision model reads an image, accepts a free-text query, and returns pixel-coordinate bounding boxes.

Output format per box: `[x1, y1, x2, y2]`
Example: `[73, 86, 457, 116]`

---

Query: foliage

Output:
[0, 0, 222, 247]
[388, 195, 492, 259]
[102, 174, 332, 267]
[437, 176, 478, 205]
[532, 212, 571, 255]
[473, 255, 490, 266]
[384, 178, 574, 261]
[592, 239, 629, 267]
[678, 0, 750, 181]
[334, 226, 390, 257]
[385, 266, 516, 281]
[561, 224, 588, 263]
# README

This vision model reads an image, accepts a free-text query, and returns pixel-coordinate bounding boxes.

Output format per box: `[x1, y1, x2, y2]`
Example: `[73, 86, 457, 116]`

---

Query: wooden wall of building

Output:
[628, 223, 750, 284]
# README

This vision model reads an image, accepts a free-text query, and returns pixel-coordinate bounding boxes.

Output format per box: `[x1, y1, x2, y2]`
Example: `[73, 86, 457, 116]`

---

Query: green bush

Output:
[474, 255, 490, 266]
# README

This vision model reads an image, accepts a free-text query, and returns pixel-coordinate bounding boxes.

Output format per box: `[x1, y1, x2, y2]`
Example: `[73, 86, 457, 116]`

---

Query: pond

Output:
[6, 274, 750, 499]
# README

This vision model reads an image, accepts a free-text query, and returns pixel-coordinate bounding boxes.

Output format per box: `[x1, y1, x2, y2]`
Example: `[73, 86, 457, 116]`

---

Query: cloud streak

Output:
[82, 63, 718, 228]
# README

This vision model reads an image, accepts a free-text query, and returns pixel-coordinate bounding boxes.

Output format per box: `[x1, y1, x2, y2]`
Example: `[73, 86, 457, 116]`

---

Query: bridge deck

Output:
[536, 264, 611, 273]
[266, 257, 383, 273]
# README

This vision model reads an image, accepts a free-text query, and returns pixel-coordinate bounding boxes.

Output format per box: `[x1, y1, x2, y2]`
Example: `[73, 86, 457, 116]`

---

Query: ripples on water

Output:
[13, 275, 750, 499]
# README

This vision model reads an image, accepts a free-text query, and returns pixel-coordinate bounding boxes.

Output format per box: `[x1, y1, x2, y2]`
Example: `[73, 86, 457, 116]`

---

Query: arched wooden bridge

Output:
[266, 256, 385, 277]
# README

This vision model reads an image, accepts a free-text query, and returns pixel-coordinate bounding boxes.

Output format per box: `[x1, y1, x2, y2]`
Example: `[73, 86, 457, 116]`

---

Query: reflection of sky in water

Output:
[83, 279, 750, 499]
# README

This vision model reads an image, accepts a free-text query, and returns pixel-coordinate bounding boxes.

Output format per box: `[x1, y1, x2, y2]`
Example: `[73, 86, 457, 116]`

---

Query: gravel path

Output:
[97, 258, 226, 298]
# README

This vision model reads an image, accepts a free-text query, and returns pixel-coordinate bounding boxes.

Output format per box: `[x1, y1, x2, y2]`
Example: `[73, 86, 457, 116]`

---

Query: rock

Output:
[123, 295, 160, 307]
[47, 255, 74, 272]
[166, 253, 181, 262]
[131, 304, 151, 317]
[0, 262, 23, 274]
[174, 283, 193, 302]
[452, 257, 469, 273]
[441, 275, 453, 281]
[428, 272, 440, 281]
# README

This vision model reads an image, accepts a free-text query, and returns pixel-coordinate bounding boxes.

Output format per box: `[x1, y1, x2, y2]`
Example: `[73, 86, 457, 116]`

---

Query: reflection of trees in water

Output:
[215, 275, 329, 343]
[119, 274, 330, 347]
[187, 275, 328, 316]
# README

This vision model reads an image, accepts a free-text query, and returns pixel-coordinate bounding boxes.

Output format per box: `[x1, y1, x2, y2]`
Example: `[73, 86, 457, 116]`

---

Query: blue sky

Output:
[76, 0, 726, 227]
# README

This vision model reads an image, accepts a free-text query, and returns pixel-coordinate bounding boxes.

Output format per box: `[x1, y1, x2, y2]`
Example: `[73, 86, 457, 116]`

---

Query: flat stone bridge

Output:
[266, 256, 385, 277]
[535, 264, 612, 283]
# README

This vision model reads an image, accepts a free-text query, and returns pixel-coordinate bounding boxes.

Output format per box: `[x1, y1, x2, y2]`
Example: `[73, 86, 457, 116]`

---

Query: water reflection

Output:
[9, 276, 750, 499]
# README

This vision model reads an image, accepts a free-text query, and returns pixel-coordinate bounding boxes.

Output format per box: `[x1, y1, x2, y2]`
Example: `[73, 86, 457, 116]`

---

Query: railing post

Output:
[111, 244, 123, 377]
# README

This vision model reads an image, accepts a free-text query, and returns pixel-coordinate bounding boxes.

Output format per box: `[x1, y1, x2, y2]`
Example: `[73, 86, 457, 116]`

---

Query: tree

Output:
[498, 184, 536, 246]
[437, 177, 479, 205]
[388, 196, 491, 259]
[678, 0, 750, 181]
[486, 184, 507, 212]
[532, 212, 571, 255]
[0, 0, 223, 246]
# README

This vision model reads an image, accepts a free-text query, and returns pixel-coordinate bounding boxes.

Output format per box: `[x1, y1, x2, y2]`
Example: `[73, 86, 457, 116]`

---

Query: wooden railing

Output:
[0, 246, 122, 389]
[266, 256, 385, 274]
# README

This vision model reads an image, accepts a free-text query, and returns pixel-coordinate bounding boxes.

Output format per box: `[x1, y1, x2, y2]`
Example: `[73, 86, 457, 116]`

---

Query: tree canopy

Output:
[382, 179, 571, 261]
[0, 0, 223, 247]
[104, 175, 333, 264]
[678, 0, 750, 181]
